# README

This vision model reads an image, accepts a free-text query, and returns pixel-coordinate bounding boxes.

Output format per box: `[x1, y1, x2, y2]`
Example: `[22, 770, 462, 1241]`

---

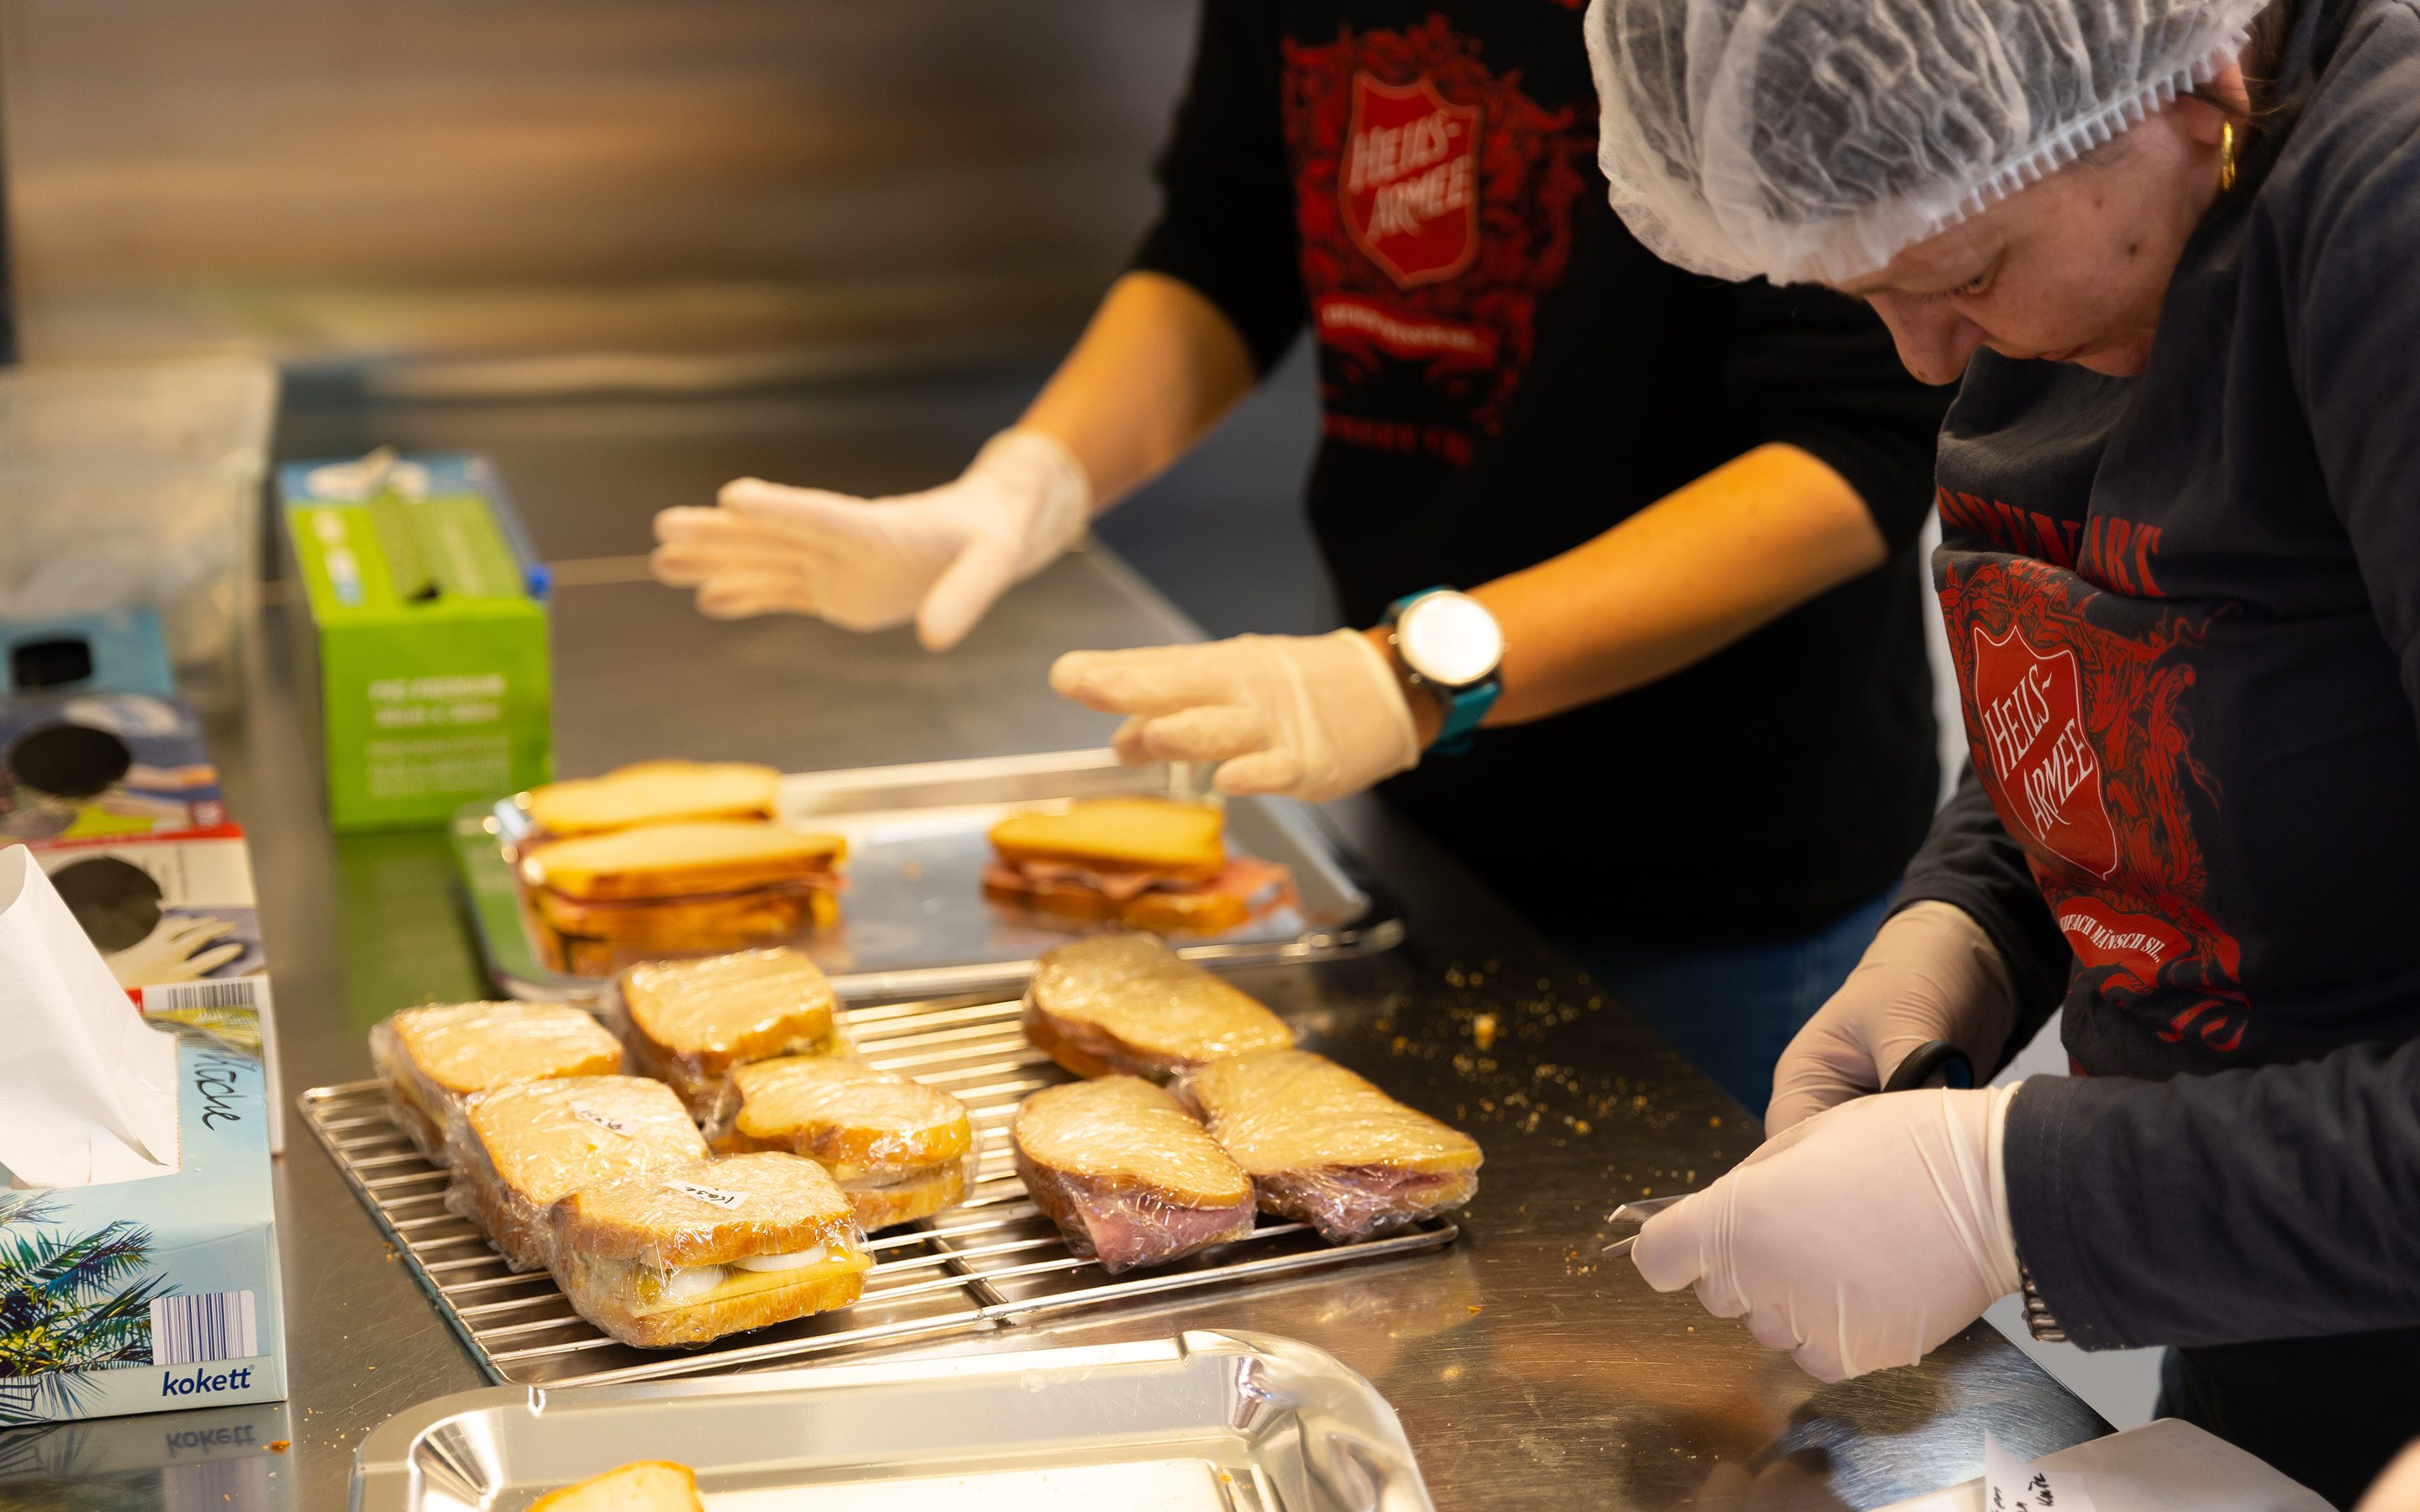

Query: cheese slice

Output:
[624, 1248, 869, 1317]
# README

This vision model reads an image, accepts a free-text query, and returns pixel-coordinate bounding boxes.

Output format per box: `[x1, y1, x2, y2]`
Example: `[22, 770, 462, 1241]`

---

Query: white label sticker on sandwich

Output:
[666, 1179, 748, 1210]
[572, 1104, 641, 1137]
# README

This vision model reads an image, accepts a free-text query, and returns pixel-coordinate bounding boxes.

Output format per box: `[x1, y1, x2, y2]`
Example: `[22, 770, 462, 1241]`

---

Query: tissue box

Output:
[0, 690, 229, 846]
[279, 452, 552, 832]
[0, 1021, 286, 1425]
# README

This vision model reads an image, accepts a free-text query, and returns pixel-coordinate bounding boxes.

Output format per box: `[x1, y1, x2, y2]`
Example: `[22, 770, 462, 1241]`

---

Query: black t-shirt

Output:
[1132, 1, 1948, 946]
[1897, 0, 2420, 1493]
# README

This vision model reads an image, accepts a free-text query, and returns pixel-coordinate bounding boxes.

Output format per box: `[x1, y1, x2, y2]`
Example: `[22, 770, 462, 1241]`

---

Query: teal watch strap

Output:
[1384, 587, 1503, 759]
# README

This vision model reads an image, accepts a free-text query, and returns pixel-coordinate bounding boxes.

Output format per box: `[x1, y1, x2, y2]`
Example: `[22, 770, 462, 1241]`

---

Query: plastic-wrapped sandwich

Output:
[1010, 1075, 1256, 1273]
[1023, 933, 1294, 1080]
[370, 1001, 624, 1164]
[715, 1056, 976, 1231]
[1175, 1049, 1481, 1242]
[526, 759, 781, 837]
[447, 1076, 710, 1270]
[618, 948, 846, 1115]
[549, 1152, 870, 1347]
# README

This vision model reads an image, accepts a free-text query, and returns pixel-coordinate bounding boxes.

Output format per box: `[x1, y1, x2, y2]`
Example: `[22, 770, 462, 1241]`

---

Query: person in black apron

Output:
[655, 3, 1951, 1113]
[1586, 0, 2420, 1499]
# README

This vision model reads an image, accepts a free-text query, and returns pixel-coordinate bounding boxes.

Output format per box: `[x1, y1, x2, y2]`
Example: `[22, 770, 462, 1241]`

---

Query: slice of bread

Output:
[619, 949, 839, 1111]
[833, 1159, 969, 1233]
[523, 822, 845, 903]
[1023, 934, 1293, 1080]
[449, 1077, 710, 1270]
[721, 1054, 974, 1173]
[1011, 1076, 1255, 1271]
[981, 869, 1254, 935]
[529, 1460, 704, 1512]
[989, 798, 1226, 883]
[372, 1002, 624, 1164]
[527, 759, 781, 837]
[1174, 1049, 1481, 1242]
[552, 1153, 869, 1347]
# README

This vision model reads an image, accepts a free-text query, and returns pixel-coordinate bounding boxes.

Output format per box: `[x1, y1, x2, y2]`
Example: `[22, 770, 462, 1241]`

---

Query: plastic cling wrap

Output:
[1022, 934, 1294, 1081]
[445, 1076, 710, 1272]
[1008, 1076, 1256, 1273]
[1173, 1049, 1481, 1242]
[714, 1054, 979, 1231]
[617, 948, 846, 1115]
[548, 1152, 871, 1348]
[370, 1000, 624, 1165]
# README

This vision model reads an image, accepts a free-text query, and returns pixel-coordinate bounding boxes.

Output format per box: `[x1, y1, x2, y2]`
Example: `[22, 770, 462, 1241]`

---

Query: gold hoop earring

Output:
[2219, 120, 2239, 192]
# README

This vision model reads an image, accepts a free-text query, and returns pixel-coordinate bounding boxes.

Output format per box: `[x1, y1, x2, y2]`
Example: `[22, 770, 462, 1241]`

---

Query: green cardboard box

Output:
[277, 454, 551, 831]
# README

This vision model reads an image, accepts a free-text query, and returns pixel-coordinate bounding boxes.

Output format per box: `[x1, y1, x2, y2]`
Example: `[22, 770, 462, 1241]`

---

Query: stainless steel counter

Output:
[0, 388, 2105, 1509]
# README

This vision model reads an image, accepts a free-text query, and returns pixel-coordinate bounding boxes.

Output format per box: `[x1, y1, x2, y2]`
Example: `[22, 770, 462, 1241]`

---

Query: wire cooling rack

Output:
[302, 994, 1458, 1387]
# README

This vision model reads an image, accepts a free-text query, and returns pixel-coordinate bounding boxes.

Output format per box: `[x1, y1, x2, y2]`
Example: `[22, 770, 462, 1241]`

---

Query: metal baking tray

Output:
[351, 1328, 1436, 1510]
[452, 748, 1405, 1004]
[302, 990, 1459, 1390]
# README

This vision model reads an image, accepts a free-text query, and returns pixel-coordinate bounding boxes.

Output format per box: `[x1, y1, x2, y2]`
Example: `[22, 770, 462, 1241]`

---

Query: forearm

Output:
[2007, 1040, 2420, 1350]
[1017, 270, 1260, 512]
[1423, 444, 1886, 728]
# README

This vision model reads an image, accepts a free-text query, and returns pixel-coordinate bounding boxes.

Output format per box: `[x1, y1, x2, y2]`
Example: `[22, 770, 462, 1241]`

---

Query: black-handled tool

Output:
[1602, 1042, 1978, 1256]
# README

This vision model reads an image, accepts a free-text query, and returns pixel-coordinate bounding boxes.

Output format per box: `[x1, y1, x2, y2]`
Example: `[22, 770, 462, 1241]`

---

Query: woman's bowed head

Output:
[1585, 0, 2273, 381]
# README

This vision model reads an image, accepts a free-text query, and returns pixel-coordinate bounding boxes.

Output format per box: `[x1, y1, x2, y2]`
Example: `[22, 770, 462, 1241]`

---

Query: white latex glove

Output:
[651, 428, 1092, 651]
[1635, 1084, 2023, 1382]
[108, 915, 244, 988]
[1050, 630, 1421, 804]
[1764, 901, 2018, 1136]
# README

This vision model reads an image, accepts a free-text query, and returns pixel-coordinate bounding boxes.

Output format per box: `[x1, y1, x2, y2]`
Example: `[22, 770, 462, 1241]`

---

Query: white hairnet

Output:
[1584, 0, 2270, 285]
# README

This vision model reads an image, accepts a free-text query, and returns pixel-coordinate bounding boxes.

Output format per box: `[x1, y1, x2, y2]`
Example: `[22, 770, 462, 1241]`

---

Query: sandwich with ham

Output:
[371, 1000, 624, 1164]
[1174, 1049, 1481, 1242]
[1009, 1075, 1257, 1273]
[983, 797, 1288, 933]
[549, 1152, 870, 1347]
[518, 820, 846, 976]
[447, 1075, 710, 1270]
[617, 948, 845, 1115]
[715, 1054, 976, 1231]
[1023, 933, 1294, 1080]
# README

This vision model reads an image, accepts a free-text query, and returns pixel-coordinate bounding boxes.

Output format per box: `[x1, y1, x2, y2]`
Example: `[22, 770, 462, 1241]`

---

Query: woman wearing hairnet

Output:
[655, 8, 1954, 1113]
[1586, 0, 2420, 1498]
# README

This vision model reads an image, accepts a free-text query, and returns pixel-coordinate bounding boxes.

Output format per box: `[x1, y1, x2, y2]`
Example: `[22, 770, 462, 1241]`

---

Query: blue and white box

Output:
[0, 1021, 287, 1425]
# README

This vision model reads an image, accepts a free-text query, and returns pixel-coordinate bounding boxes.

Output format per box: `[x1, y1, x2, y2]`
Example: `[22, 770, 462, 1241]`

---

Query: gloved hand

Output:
[650, 428, 1092, 652]
[1764, 901, 2018, 1136]
[1633, 1084, 2024, 1382]
[1050, 630, 1421, 803]
[108, 915, 244, 988]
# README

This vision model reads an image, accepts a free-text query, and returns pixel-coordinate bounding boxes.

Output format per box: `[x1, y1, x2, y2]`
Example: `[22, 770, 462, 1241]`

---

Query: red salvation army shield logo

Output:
[1971, 624, 2119, 877]
[1343, 73, 1481, 288]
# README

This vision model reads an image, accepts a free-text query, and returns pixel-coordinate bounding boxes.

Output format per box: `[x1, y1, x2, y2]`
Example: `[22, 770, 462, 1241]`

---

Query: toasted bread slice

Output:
[989, 798, 1225, 884]
[531, 885, 827, 945]
[523, 822, 845, 903]
[552, 1152, 869, 1347]
[1175, 1049, 1481, 1241]
[1023, 934, 1293, 1080]
[529, 1461, 704, 1512]
[449, 1077, 710, 1270]
[981, 869, 1255, 935]
[619, 949, 839, 1112]
[371, 1001, 623, 1163]
[1010, 1076, 1255, 1272]
[527, 759, 781, 837]
[720, 1054, 974, 1172]
[833, 1159, 969, 1232]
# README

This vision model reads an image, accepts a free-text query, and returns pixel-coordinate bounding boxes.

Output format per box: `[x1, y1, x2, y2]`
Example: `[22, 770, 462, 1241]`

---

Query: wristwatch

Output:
[1382, 588, 1505, 756]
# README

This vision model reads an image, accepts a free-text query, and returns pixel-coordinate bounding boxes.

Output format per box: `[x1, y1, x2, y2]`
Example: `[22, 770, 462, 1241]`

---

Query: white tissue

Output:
[0, 844, 180, 1187]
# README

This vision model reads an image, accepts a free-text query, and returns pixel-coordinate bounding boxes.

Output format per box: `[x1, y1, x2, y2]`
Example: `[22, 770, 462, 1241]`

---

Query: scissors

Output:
[1599, 1039, 1974, 1257]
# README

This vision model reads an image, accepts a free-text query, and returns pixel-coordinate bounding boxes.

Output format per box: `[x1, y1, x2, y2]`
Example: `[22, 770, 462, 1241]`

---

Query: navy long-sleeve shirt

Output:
[1895, 0, 2420, 1494]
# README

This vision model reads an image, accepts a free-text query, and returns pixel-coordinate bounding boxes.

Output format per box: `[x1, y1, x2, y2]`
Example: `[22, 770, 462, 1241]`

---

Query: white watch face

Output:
[1397, 591, 1503, 688]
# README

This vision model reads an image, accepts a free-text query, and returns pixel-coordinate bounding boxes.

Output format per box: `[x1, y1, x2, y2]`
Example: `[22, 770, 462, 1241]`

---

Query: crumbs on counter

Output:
[269, 1441, 291, 1453]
